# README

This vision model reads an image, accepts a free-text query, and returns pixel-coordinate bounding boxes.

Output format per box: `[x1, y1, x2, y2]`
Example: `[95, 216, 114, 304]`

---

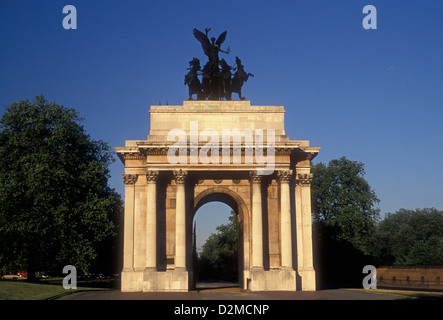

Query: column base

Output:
[143, 269, 190, 292]
[248, 267, 297, 291]
[121, 269, 191, 292]
[121, 269, 144, 292]
[299, 268, 316, 291]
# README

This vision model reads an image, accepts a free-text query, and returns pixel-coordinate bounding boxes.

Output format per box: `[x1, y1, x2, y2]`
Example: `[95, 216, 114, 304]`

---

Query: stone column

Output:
[122, 174, 138, 271]
[295, 179, 304, 273]
[250, 170, 263, 269]
[277, 170, 293, 269]
[174, 169, 188, 270]
[145, 170, 159, 270]
[296, 172, 316, 291]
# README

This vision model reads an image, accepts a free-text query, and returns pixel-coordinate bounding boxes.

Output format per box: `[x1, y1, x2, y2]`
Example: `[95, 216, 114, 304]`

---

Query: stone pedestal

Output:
[143, 269, 190, 292]
[249, 267, 297, 291]
[300, 268, 316, 291]
[121, 269, 143, 292]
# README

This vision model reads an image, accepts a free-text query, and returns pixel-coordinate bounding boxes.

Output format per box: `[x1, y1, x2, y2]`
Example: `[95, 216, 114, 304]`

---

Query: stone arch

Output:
[117, 101, 320, 292]
[192, 186, 249, 219]
[190, 186, 251, 289]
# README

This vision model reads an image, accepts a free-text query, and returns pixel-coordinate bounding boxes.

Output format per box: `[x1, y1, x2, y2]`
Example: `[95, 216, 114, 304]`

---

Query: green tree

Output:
[198, 211, 238, 281]
[0, 95, 122, 280]
[374, 208, 443, 266]
[311, 157, 380, 287]
[312, 157, 380, 254]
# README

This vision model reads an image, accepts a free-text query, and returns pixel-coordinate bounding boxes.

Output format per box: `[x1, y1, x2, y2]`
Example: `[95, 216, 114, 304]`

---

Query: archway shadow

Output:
[196, 280, 240, 291]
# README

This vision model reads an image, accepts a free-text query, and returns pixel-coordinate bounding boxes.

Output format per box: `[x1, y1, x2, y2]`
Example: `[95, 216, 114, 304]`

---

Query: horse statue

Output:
[231, 56, 254, 101]
[184, 58, 203, 100]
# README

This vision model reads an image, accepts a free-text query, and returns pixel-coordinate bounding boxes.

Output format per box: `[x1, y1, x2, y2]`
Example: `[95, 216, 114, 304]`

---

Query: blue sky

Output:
[1, 1, 442, 248]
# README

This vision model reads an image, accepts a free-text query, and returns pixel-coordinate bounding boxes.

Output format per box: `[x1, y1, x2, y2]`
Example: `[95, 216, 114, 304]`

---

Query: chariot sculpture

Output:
[185, 28, 254, 101]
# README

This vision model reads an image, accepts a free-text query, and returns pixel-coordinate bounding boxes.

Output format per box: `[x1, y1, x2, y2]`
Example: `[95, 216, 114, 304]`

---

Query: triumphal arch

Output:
[115, 100, 320, 292]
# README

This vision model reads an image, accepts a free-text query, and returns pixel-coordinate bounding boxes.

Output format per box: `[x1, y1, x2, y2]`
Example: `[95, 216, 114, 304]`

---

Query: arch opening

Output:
[190, 188, 249, 290]
[193, 202, 239, 290]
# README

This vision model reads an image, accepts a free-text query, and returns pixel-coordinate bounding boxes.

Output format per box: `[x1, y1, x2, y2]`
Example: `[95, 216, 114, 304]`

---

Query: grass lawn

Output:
[0, 278, 114, 300]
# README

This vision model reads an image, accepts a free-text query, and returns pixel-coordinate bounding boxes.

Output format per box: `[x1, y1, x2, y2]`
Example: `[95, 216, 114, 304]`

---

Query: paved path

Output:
[59, 287, 400, 300]
[55, 286, 441, 320]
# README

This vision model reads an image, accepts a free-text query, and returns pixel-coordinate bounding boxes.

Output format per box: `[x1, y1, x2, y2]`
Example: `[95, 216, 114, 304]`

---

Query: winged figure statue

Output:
[193, 28, 230, 70]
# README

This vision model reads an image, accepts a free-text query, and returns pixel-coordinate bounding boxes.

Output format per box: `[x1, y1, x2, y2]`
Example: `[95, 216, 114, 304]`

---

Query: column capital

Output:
[146, 170, 159, 183]
[173, 169, 188, 184]
[249, 170, 263, 183]
[296, 173, 313, 187]
[277, 169, 293, 183]
[122, 173, 138, 185]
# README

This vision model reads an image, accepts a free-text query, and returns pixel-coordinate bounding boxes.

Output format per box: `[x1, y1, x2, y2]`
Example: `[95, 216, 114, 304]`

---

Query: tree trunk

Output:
[26, 246, 38, 282]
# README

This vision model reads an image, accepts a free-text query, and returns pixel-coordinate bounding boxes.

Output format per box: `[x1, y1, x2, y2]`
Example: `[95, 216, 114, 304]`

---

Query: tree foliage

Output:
[311, 157, 442, 287]
[312, 157, 380, 255]
[198, 211, 238, 281]
[374, 208, 443, 266]
[0, 95, 122, 279]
